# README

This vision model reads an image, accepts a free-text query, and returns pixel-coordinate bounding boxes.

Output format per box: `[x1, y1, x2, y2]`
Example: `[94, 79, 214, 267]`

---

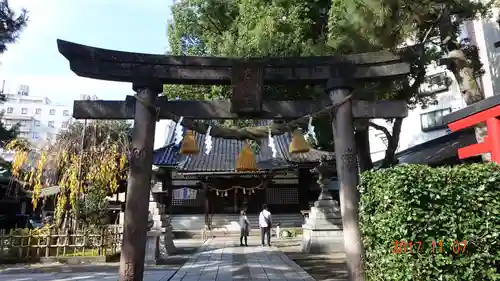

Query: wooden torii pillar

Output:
[57, 39, 411, 281]
[443, 94, 500, 163]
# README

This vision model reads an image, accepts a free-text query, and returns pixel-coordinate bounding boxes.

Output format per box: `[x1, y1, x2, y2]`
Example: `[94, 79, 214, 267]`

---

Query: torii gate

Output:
[443, 94, 500, 163]
[57, 39, 411, 281]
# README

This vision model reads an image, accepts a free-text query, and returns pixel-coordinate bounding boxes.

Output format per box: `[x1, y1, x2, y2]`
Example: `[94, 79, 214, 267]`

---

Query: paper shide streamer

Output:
[305, 116, 318, 144]
[174, 116, 184, 145]
[204, 125, 213, 154]
[268, 127, 277, 158]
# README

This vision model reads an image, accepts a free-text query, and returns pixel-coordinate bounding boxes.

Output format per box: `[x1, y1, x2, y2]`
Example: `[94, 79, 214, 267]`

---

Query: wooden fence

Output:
[0, 225, 122, 262]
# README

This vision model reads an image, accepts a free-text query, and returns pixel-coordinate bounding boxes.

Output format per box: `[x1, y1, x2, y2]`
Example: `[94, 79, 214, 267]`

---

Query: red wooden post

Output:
[447, 104, 500, 164]
[486, 117, 500, 163]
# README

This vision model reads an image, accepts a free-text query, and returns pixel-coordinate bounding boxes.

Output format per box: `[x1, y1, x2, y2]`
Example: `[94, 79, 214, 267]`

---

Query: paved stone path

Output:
[0, 237, 316, 281]
[170, 237, 316, 281]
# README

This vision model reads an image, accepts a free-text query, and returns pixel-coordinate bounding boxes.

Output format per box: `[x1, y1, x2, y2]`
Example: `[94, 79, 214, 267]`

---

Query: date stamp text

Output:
[392, 240, 467, 254]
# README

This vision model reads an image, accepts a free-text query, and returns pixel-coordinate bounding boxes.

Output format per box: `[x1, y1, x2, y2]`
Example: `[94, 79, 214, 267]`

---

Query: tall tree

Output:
[0, 0, 28, 148]
[166, 1, 494, 280]
[0, 0, 28, 53]
[439, 6, 491, 161]
[166, 0, 492, 168]
[0, 0, 28, 169]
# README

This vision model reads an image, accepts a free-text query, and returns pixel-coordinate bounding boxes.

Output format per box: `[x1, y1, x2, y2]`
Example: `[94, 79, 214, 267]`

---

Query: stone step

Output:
[150, 214, 168, 221]
[170, 213, 305, 231]
[173, 227, 305, 239]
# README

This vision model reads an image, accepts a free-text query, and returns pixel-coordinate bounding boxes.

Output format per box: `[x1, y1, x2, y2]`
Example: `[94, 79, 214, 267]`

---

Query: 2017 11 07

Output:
[392, 240, 467, 254]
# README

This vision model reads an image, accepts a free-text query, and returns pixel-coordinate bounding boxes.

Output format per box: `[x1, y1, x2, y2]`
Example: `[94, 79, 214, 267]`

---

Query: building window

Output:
[62, 121, 68, 128]
[6, 107, 13, 114]
[48, 121, 55, 128]
[33, 132, 39, 139]
[63, 110, 69, 116]
[420, 108, 452, 132]
[49, 109, 56, 115]
[20, 120, 27, 127]
[35, 108, 42, 114]
[34, 120, 41, 127]
[21, 108, 28, 115]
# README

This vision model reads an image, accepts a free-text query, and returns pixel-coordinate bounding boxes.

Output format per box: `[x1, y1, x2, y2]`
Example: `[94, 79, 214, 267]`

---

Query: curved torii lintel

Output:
[57, 39, 411, 85]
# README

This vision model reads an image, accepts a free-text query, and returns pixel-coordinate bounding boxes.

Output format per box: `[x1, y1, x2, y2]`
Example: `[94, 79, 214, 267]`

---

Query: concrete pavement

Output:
[0, 237, 316, 281]
[170, 237, 316, 281]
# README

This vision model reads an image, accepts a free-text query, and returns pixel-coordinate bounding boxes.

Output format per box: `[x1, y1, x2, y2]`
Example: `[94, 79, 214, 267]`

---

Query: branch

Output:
[398, 15, 442, 99]
[368, 121, 392, 141]
[380, 117, 403, 168]
[205, 15, 224, 36]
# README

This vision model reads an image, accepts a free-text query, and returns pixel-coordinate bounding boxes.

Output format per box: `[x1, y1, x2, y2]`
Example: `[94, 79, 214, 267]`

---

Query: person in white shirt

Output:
[258, 204, 272, 246]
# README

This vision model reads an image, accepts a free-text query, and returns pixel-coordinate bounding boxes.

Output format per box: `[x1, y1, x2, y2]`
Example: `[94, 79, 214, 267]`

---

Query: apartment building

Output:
[369, 63, 467, 162]
[0, 84, 73, 149]
[368, 19, 500, 164]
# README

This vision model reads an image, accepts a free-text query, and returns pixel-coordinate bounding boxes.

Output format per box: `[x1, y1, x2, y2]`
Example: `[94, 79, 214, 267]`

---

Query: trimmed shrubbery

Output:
[359, 164, 500, 281]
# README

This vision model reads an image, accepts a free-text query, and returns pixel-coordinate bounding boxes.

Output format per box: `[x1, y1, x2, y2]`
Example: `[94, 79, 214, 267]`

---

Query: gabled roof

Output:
[152, 120, 337, 172]
[152, 143, 180, 166]
[273, 133, 335, 163]
[177, 131, 291, 172]
[374, 128, 477, 165]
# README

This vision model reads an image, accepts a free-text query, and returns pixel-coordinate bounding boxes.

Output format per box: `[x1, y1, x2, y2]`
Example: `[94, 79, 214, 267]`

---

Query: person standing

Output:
[259, 204, 272, 246]
[239, 210, 250, 246]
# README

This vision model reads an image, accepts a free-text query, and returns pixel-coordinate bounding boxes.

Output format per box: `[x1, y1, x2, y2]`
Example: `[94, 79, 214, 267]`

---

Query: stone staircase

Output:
[169, 213, 305, 238]
[148, 194, 170, 230]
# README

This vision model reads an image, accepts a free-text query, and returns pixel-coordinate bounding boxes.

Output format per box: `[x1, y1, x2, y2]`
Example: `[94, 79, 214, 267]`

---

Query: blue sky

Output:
[0, 0, 173, 105]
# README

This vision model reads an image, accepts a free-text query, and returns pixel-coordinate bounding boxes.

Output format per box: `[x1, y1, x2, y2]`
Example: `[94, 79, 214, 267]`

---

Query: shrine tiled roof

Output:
[385, 129, 477, 165]
[152, 143, 180, 166]
[274, 133, 335, 163]
[151, 120, 337, 172]
[177, 131, 291, 172]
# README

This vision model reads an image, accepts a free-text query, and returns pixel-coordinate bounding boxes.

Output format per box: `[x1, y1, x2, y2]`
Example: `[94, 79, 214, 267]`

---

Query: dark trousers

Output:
[240, 228, 248, 245]
[260, 227, 271, 246]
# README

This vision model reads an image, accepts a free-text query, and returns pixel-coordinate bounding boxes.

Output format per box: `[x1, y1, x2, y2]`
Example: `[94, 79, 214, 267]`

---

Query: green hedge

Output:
[359, 164, 500, 281]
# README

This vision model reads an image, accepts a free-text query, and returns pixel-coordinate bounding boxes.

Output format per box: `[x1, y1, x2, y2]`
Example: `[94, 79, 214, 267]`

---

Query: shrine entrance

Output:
[208, 187, 265, 214]
[57, 39, 411, 281]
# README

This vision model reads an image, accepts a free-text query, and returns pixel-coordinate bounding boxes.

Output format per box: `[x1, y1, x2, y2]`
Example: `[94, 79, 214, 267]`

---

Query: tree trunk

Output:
[354, 120, 373, 172]
[381, 118, 403, 168]
[119, 84, 159, 281]
[368, 118, 403, 168]
[445, 49, 489, 161]
[328, 86, 365, 281]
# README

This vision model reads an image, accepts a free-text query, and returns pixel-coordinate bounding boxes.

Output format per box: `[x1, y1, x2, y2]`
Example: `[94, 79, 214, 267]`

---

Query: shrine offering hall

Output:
[150, 126, 339, 215]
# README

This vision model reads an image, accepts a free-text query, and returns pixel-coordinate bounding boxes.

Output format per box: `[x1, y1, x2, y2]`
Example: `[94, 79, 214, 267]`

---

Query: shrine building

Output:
[147, 120, 337, 232]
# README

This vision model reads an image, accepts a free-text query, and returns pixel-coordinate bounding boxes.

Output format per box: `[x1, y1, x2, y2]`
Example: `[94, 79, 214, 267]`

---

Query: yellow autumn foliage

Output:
[5, 121, 130, 222]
